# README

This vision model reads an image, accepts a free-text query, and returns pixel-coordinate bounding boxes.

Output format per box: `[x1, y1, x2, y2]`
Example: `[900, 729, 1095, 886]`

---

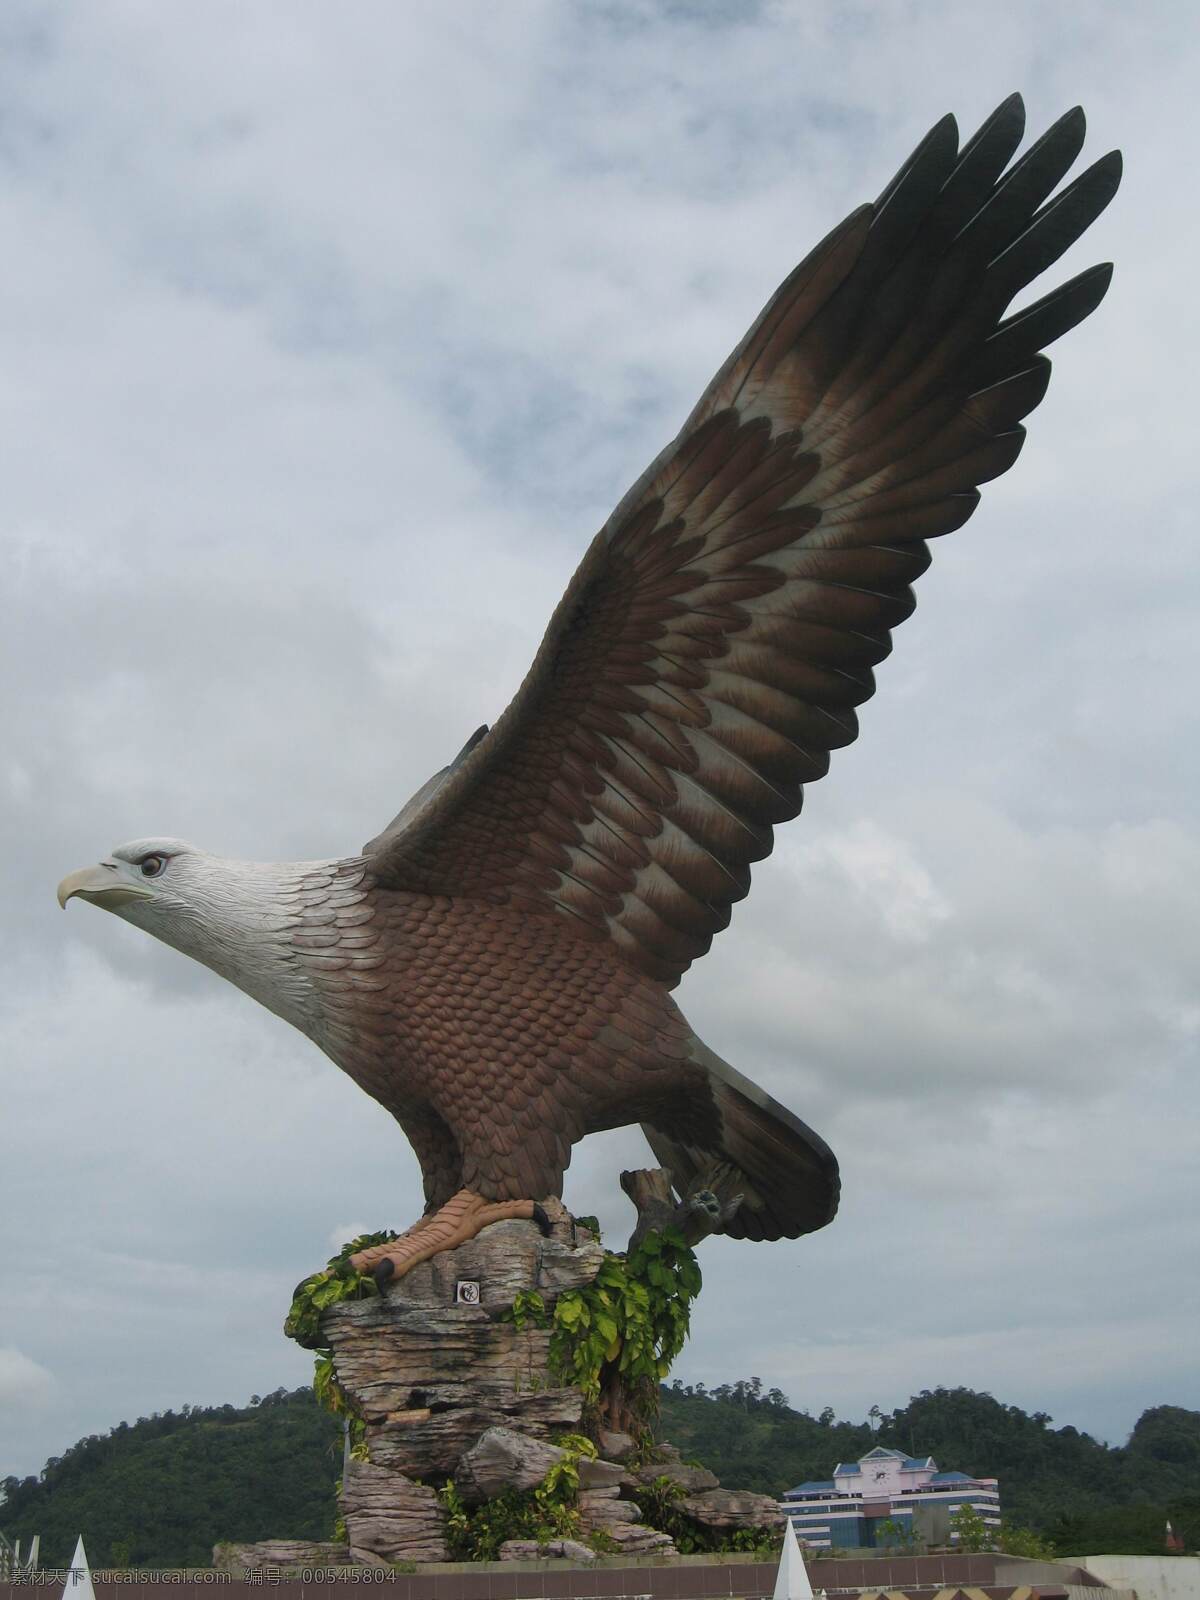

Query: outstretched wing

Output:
[367, 97, 1120, 987]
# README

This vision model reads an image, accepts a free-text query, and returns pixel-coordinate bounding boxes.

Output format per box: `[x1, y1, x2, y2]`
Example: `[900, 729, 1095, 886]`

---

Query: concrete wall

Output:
[1081, 1556, 1200, 1600]
[994, 1557, 1109, 1589]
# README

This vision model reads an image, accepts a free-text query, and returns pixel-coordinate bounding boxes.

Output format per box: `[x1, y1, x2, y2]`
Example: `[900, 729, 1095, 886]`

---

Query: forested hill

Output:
[3, 1384, 1199, 1568]
[0, 1388, 341, 1570]
[659, 1383, 1200, 1553]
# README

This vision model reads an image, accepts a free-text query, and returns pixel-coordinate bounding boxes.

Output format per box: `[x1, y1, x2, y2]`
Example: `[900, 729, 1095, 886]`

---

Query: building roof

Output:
[786, 1456, 994, 1504]
[833, 1447, 938, 1475]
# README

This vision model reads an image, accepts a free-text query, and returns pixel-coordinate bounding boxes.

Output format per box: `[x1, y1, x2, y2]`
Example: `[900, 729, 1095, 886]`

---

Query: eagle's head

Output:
[58, 837, 203, 919]
[56, 838, 340, 1034]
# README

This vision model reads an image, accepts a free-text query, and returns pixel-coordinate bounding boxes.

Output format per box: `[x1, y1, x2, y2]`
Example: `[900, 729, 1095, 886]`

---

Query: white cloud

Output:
[0, 1350, 58, 1413]
[789, 822, 953, 945]
[327, 1225, 373, 1255]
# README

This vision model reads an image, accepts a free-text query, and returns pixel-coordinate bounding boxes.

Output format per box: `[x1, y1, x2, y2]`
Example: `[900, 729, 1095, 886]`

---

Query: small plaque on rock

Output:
[455, 1279, 480, 1304]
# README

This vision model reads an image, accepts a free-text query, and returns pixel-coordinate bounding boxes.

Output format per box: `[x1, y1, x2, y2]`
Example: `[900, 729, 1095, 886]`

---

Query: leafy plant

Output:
[284, 1230, 398, 1351]
[507, 1289, 549, 1332]
[553, 1432, 599, 1460]
[437, 1435, 596, 1560]
[949, 1502, 1059, 1558]
[997, 1523, 1058, 1558]
[949, 1502, 995, 1551]
[628, 1433, 668, 1466]
[724, 1525, 785, 1558]
[529, 1226, 702, 1425]
[876, 1516, 921, 1551]
[635, 1474, 688, 1539]
[109, 1535, 135, 1569]
[630, 1473, 782, 1556]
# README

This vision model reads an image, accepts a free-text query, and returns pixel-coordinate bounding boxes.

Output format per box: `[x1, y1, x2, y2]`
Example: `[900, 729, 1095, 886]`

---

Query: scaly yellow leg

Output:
[349, 1189, 551, 1286]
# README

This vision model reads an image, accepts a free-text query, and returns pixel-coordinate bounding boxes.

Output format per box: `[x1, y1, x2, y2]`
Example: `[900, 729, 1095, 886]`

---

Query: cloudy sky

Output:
[2, 1, 1197, 1487]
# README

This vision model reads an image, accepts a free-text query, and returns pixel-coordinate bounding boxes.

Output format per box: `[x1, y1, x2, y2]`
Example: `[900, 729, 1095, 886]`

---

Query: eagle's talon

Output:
[348, 1191, 555, 1287]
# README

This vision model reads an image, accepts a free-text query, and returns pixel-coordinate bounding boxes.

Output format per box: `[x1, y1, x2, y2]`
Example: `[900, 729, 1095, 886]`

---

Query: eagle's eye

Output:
[139, 854, 166, 878]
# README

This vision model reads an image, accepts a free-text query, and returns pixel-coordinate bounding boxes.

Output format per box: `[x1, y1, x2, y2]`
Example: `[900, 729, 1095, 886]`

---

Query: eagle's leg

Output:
[348, 1189, 552, 1286]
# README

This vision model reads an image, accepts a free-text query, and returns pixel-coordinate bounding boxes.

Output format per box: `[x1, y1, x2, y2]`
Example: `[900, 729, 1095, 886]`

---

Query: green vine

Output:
[437, 1435, 597, 1560]
[284, 1229, 398, 1350]
[503, 1227, 701, 1422]
[285, 1229, 398, 1459]
[507, 1288, 550, 1332]
[636, 1473, 689, 1539]
[314, 1353, 368, 1455]
[631, 1474, 782, 1556]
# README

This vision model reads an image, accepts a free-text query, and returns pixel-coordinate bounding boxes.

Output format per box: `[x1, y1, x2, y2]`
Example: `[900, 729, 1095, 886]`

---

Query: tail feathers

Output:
[641, 1039, 839, 1242]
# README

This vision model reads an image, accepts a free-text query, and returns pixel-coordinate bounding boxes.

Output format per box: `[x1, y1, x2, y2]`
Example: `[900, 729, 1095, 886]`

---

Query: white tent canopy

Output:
[774, 1515, 816, 1600]
[62, 1536, 96, 1600]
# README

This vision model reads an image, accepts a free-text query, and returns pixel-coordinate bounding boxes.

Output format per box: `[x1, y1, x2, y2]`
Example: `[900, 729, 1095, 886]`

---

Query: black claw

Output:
[372, 1258, 396, 1292]
[531, 1202, 553, 1237]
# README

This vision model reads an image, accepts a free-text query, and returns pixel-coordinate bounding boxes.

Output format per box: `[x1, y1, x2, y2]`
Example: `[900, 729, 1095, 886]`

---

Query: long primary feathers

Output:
[366, 96, 1120, 988]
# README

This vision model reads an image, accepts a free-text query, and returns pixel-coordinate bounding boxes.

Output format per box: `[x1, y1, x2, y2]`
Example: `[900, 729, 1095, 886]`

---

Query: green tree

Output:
[876, 1517, 920, 1551]
[0, 1390, 340, 1568]
[998, 1524, 1058, 1558]
[1128, 1408, 1200, 1468]
[950, 1503, 995, 1552]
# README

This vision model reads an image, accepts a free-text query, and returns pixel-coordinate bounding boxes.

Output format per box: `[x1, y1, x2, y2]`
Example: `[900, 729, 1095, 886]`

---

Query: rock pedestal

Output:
[275, 1202, 783, 1566]
[325, 1202, 599, 1487]
[322, 1203, 675, 1560]
[216, 1191, 782, 1571]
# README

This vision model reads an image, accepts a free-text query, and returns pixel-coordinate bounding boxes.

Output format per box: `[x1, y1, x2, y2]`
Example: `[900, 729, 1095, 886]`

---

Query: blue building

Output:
[781, 1445, 1001, 1549]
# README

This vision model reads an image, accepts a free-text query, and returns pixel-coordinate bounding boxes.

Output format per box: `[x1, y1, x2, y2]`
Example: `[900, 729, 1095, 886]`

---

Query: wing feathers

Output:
[368, 98, 1119, 986]
[989, 152, 1123, 303]
[975, 262, 1112, 386]
[956, 106, 1087, 259]
[928, 94, 1026, 239]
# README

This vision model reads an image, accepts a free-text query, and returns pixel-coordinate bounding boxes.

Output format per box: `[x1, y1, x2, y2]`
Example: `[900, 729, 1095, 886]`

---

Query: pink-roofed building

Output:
[781, 1445, 1001, 1549]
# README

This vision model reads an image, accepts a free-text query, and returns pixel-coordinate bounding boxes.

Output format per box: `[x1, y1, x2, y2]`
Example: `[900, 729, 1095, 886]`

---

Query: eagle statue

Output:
[59, 97, 1120, 1284]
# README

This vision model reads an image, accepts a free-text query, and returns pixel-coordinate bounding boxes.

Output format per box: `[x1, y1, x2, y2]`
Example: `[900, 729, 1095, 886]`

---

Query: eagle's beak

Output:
[57, 863, 154, 909]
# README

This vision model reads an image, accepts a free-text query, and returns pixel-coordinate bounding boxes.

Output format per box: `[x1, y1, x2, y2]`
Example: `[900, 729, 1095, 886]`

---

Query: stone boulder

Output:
[366, 1392, 582, 1481]
[340, 1459, 449, 1564]
[631, 1457, 719, 1493]
[577, 1455, 632, 1489]
[498, 1538, 597, 1563]
[455, 1425, 565, 1504]
[212, 1541, 352, 1572]
[680, 1486, 784, 1533]
[574, 1483, 675, 1553]
[598, 1523, 677, 1554]
[596, 1428, 637, 1461]
[578, 1485, 640, 1527]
